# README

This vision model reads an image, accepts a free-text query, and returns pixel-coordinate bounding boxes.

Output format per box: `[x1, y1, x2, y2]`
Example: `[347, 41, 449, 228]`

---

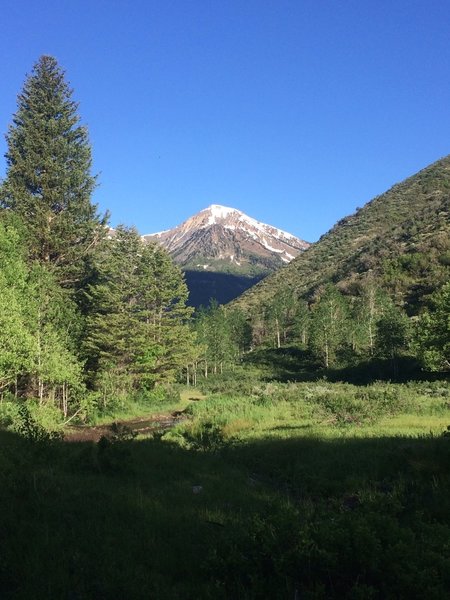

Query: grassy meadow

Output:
[1, 368, 449, 599]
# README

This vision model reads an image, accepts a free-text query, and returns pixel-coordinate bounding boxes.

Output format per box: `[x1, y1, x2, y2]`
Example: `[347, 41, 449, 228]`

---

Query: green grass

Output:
[1, 377, 449, 598]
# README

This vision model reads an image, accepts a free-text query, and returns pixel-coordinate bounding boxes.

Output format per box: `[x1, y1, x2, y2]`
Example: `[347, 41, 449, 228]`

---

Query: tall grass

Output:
[0, 376, 449, 598]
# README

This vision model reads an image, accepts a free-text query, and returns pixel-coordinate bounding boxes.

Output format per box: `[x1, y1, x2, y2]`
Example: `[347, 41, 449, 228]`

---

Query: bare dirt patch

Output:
[64, 411, 188, 443]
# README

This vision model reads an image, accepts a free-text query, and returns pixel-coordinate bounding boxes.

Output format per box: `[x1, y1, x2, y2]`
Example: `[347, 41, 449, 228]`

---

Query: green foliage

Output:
[192, 301, 250, 377]
[0, 56, 449, 600]
[84, 227, 195, 395]
[1, 58, 195, 422]
[180, 420, 226, 451]
[0, 223, 35, 390]
[0, 222, 84, 408]
[309, 284, 349, 367]
[263, 287, 298, 348]
[1, 377, 449, 598]
[185, 378, 450, 435]
[306, 385, 408, 425]
[234, 155, 450, 339]
[8, 403, 62, 443]
[26, 265, 84, 396]
[1, 55, 106, 283]
[415, 282, 450, 371]
[349, 281, 391, 356]
[376, 308, 411, 357]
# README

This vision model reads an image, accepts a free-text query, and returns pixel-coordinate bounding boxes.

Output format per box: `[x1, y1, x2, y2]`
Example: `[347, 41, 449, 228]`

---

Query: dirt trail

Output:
[64, 410, 187, 443]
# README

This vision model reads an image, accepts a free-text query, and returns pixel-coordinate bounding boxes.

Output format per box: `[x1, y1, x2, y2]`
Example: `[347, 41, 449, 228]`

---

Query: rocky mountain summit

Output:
[143, 205, 309, 276]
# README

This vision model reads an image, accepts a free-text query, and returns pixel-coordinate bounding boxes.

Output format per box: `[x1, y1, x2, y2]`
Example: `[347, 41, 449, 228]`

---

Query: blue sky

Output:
[1, 1, 450, 242]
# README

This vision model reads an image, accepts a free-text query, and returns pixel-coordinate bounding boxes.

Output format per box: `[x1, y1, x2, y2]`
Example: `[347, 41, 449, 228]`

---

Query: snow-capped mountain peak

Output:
[203, 204, 238, 222]
[143, 205, 309, 274]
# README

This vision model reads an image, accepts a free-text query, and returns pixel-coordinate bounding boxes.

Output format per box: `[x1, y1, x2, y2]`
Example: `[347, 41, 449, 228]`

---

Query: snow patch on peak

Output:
[202, 204, 239, 219]
[261, 239, 284, 253]
[150, 229, 169, 237]
[210, 204, 238, 214]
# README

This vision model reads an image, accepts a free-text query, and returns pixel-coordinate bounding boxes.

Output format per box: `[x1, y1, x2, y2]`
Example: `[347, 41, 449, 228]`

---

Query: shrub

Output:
[180, 420, 226, 451]
[10, 403, 62, 443]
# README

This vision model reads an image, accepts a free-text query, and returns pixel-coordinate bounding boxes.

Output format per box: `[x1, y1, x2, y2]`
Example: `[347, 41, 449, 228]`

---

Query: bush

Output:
[10, 403, 62, 443]
[0, 399, 62, 440]
[180, 420, 226, 451]
[139, 385, 181, 409]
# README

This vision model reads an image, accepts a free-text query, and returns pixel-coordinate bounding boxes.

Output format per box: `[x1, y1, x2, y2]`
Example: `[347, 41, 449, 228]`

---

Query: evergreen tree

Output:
[84, 228, 194, 402]
[1, 55, 107, 285]
[134, 241, 194, 387]
[83, 227, 143, 400]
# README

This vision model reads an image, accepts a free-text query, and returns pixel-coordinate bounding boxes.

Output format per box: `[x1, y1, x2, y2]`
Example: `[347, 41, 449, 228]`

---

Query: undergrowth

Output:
[1, 376, 449, 598]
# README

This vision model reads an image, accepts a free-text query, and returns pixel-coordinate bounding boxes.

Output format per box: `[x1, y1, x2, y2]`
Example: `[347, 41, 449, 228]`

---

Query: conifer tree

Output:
[83, 226, 142, 398]
[134, 241, 195, 386]
[84, 228, 195, 400]
[1, 55, 106, 285]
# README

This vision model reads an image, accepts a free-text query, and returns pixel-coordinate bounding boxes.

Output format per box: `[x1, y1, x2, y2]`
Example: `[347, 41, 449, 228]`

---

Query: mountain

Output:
[144, 205, 309, 306]
[144, 205, 309, 274]
[233, 155, 450, 315]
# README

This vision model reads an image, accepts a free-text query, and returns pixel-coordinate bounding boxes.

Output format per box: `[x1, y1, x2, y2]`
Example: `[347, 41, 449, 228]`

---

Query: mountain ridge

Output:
[232, 154, 450, 314]
[143, 204, 309, 276]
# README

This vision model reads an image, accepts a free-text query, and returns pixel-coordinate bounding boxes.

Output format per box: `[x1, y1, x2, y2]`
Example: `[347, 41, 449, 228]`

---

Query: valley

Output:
[1, 56, 449, 600]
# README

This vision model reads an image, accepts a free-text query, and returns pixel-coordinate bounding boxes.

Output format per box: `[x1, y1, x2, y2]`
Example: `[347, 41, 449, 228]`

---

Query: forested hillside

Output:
[224, 157, 450, 374]
[235, 156, 450, 313]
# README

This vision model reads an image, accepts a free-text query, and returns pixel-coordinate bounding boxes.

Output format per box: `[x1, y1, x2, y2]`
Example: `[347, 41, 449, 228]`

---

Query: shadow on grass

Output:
[1, 427, 449, 599]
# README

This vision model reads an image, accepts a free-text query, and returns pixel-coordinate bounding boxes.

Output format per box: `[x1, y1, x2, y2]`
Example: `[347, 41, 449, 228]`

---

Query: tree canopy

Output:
[1, 55, 106, 284]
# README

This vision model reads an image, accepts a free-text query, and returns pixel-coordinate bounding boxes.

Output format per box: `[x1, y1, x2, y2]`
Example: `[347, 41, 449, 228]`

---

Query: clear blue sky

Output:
[1, 1, 450, 242]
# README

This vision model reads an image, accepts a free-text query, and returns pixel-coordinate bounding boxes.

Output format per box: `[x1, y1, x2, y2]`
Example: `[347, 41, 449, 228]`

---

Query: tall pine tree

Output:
[1, 55, 106, 285]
